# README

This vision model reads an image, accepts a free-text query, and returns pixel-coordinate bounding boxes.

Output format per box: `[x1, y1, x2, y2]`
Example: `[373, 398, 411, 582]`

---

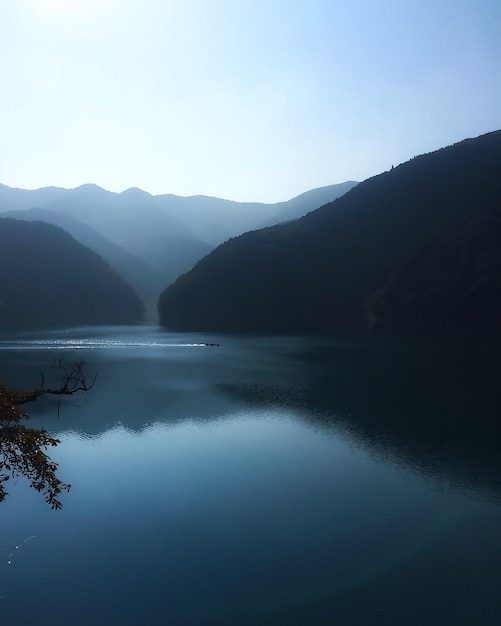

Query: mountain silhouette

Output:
[1, 207, 162, 317]
[158, 130, 501, 337]
[0, 218, 144, 331]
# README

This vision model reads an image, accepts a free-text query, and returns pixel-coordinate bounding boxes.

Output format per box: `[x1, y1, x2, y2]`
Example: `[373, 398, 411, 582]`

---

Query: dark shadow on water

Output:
[1, 329, 500, 500]
[219, 336, 501, 501]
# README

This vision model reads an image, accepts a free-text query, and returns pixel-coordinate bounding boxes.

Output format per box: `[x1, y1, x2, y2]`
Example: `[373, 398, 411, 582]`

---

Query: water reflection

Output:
[217, 337, 501, 502]
[2, 328, 501, 624]
[1, 327, 500, 502]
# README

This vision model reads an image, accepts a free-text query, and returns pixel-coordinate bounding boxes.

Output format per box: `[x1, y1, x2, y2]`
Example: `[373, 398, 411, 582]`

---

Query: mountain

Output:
[0, 185, 214, 318]
[0, 183, 65, 212]
[38, 184, 214, 284]
[0, 218, 144, 331]
[2, 207, 166, 320]
[256, 181, 358, 228]
[158, 130, 501, 337]
[0, 181, 357, 249]
[0, 181, 357, 318]
[154, 181, 358, 245]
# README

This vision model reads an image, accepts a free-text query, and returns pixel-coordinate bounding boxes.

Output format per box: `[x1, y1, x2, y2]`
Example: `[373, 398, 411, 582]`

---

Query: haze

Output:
[1, 0, 500, 202]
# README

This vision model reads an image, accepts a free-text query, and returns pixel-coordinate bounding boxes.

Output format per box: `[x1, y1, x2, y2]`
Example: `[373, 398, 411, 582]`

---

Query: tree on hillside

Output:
[0, 360, 96, 509]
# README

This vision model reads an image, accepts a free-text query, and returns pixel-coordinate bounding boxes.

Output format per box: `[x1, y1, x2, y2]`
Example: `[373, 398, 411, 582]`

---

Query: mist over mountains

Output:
[0, 181, 356, 327]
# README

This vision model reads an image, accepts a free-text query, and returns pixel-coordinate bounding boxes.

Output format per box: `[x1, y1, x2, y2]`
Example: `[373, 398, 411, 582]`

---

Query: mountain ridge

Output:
[0, 180, 357, 318]
[158, 129, 501, 336]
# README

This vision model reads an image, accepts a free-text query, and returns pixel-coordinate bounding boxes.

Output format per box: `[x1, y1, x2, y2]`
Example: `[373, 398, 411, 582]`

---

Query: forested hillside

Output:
[158, 130, 501, 337]
[370, 204, 501, 339]
[0, 219, 144, 330]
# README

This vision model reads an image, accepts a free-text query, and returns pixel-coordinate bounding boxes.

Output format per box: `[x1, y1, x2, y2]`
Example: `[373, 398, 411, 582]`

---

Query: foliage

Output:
[0, 360, 96, 509]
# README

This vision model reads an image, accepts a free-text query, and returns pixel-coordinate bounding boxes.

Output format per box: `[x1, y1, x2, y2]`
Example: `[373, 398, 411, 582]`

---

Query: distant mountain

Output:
[158, 130, 501, 337]
[38, 184, 213, 281]
[0, 218, 144, 331]
[0, 181, 356, 318]
[256, 181, 359, 228]
[0, 183, 65, 212]
[154, 181, 358, 245]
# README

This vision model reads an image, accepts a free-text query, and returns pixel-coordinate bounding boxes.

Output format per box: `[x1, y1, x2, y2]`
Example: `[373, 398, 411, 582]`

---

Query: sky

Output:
[1, 0, 500, 203]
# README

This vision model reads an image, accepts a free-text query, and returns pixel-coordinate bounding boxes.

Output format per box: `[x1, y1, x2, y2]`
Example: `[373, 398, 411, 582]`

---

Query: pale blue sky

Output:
[1, 0, 500, 202]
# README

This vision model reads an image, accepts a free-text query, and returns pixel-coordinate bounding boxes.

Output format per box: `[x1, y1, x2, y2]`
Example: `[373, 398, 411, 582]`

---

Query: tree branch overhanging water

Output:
[0, 359, 96, 509]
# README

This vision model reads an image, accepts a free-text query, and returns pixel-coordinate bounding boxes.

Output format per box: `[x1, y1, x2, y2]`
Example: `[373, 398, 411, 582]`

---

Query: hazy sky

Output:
[1, 0, 500, 202]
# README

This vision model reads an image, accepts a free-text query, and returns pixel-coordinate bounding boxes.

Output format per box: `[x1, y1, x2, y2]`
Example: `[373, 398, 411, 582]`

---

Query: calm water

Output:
[0, 326, 500, 625]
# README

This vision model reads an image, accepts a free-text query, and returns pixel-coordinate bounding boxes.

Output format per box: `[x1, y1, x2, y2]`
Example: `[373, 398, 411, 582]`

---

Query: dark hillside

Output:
[371, 205, 501, 340]
[0, 219, 144, 330]
[158, 130, 501, 335]
[3, 208, 165, 320]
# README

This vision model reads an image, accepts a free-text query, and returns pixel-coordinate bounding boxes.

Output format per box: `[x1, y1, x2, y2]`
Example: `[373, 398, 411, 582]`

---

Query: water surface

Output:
[1, 326, 500, 625]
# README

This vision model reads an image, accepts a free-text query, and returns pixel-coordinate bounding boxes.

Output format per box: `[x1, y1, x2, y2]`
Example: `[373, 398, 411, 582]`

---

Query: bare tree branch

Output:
[8, 359, 97, 406]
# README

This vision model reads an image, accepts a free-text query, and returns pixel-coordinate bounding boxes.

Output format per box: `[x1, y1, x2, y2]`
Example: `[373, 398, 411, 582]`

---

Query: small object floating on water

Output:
[205, 343, 220, 347]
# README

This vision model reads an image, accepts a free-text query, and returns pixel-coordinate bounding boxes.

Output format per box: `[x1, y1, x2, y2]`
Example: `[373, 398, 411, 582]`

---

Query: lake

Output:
[1, 325, 500, 625]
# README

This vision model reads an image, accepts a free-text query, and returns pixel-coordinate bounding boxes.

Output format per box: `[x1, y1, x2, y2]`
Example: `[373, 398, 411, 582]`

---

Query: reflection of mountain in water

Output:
[220, 338, 501, 501]
[2, 330, 500, 501]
